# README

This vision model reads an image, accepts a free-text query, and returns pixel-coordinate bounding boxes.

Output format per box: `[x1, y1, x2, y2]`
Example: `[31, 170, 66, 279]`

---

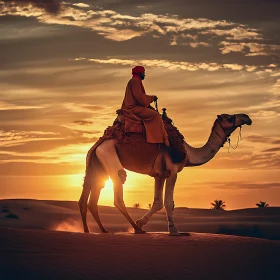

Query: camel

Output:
[79, 112, 252, 235]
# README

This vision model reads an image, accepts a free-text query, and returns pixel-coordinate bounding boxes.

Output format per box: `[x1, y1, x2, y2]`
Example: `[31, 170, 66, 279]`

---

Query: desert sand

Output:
[1, 199, 280, 280]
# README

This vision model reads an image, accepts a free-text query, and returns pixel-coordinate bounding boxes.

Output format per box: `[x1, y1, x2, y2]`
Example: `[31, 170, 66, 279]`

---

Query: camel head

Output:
[215, 113, 252, 144]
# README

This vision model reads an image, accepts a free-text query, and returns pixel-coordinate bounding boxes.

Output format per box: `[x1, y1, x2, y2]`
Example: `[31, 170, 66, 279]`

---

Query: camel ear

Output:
[217, 115, 222, 121]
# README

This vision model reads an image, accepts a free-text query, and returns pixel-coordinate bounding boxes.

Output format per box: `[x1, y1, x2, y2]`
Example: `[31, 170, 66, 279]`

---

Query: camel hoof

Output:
[169, 231, 181, 236]
[134, 229, 146, 234]
[135, 218, 147, 230]
[169, 232, 190, 236]
[102, 230, 109, 233]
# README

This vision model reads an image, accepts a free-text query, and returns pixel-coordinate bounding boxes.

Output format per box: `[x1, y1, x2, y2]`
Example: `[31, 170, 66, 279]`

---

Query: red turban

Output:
[132, 66, 145, 75]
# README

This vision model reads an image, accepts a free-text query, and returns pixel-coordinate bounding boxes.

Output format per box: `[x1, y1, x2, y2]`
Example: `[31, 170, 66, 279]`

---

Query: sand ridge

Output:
[1, 199, 280, 279]
[1, 228, 280, 280]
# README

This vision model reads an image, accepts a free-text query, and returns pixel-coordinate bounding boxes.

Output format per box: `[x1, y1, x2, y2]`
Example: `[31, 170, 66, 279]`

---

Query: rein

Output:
[154, 100, 158, 112]
[216, 114, 243, 153]
[227, 126, 242, 153]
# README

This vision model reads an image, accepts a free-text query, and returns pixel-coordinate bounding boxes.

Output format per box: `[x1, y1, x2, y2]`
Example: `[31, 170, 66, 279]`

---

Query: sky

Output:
[0, 0, 280, 209]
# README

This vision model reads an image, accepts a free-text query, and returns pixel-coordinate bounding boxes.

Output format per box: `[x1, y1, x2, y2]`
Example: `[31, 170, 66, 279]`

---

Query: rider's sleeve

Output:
[131, 79, 154, 107]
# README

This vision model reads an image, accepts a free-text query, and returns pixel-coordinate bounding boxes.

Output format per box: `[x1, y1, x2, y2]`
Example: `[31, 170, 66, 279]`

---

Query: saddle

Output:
[112, 108, 186, 163]
[115, 109, 144, 134]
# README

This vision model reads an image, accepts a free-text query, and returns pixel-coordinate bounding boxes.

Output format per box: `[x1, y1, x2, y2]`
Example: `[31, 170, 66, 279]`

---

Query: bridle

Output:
[215, 114, 243, 152]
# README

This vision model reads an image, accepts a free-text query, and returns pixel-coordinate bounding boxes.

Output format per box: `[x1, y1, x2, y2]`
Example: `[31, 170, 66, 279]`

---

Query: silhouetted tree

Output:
[133, 203, 141, 208]
[256, 201, 269, 208]
[211, 199, 226, 210]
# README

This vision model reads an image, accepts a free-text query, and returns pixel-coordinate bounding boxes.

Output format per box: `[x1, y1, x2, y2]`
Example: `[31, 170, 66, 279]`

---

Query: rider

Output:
[121, 66, 169, 146]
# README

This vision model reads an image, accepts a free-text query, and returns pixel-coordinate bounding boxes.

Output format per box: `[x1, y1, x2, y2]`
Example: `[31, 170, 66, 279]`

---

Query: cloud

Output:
[0, 161, 84, 175]
[202, 27, 262, 41]
[0, 130, 60, 147]
[189, 180, 280, 190]
[203, 150, 280, 170]
[262, 147, 280, 153]
[226, 181, 280, 190]
[246, 135, 280, 144]
[270, 78, 280, 95]
[1, 0, 62, 15]
[72, 2, 90, 8]
[220, 41, 280, 56]
[75, 57, 260, 73]
[0, 101, 43, 110]
[1, 1, 276, 58]
[73, 120, 93, 125]
[223, 64, 244, 71]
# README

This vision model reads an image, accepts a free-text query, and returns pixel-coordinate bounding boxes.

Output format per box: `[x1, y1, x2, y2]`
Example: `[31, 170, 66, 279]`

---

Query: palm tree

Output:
[256, 201, 269, 208]
[133, 203, 141, 208]
[211, 199, 226, 210]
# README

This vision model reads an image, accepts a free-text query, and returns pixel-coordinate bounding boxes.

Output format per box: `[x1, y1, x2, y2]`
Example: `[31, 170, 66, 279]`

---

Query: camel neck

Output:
[184, 120, 227, 167]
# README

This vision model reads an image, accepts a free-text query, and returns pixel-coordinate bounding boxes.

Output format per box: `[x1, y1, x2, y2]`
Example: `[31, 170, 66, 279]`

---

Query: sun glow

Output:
[67, 174, 84, 187]
[104, 178, 114, 189]
[99, 178, 114, 206]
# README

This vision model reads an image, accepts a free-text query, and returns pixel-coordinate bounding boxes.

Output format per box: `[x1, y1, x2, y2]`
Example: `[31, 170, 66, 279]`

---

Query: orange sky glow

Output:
[0, 0, 280, 209]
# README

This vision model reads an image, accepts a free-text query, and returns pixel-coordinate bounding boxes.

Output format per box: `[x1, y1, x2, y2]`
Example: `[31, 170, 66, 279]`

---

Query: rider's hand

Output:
[153, 96, 158, 101]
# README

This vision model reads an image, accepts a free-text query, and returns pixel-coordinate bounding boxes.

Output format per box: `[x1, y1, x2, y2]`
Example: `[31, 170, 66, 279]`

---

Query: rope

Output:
[227, 126, 243, 153]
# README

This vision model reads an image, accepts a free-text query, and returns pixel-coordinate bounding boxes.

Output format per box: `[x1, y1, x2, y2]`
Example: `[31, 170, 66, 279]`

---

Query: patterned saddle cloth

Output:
[111, 108, 186, 163]
[115, 109, 144, 134]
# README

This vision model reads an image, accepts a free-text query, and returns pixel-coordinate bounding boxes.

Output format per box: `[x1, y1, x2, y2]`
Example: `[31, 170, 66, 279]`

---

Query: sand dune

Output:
[1, 199, 280, 279]
[1, 199, 280, 240]
[1, 228, 279, 280]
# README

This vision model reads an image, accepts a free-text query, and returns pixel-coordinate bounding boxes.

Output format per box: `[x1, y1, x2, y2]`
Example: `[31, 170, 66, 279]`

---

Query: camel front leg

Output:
[136, 177, 165, 230]
[164, 172, 180, 236]
[113, 179, 145, 233]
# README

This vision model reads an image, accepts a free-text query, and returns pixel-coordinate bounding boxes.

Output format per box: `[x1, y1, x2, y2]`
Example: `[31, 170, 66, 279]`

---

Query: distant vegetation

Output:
[5, 212, 19, 219]
[133, 203, 141, 208]
[216, 225, 262, 239]
[211, 200, 226, 210]
[1, 206, 9, 213]
[256, 201, 269, 208]
[1, 205, 20, 219]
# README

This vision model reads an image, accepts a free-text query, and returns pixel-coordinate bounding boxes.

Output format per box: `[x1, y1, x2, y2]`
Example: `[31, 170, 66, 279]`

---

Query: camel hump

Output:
[161, 109, 186, 163]
[95, 108, 186, 164]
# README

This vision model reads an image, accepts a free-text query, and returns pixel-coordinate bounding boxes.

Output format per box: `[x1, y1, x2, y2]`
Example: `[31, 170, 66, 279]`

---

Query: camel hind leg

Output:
[79, 154, 108, 233]
[87, 181, 108, 233]
[96, 139, 145, 233]
[79, 169, 93, 233]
